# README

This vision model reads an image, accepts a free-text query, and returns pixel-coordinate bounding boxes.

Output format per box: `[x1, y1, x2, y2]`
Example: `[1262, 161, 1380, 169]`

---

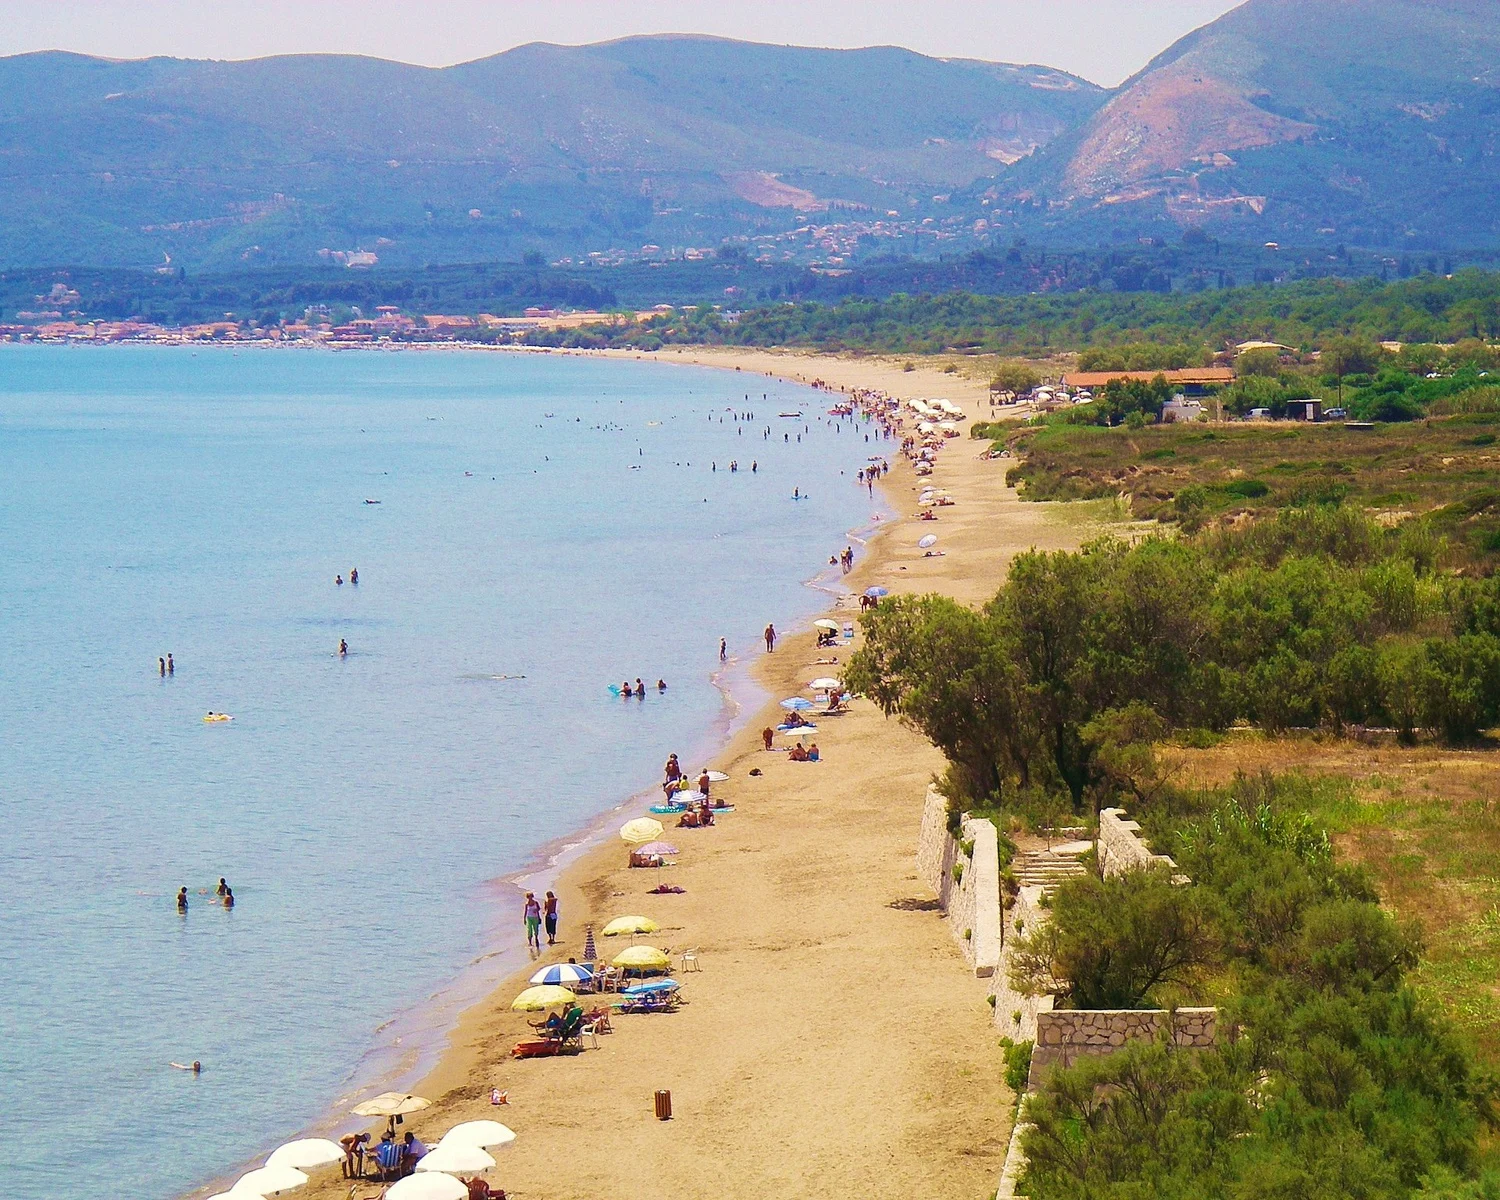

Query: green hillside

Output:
[0, 39, 1101, 270]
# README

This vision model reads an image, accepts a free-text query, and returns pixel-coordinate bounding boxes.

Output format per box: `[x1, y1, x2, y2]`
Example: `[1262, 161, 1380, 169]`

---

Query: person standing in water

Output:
[339, 639, 348, 657]
[522, 892, 543, 951]
[177, 887, 188, 912]
[216, 878, 230, 897]
[719, 637, 727, 663]
[167, 654, 174, 675]
[543, 891, 559, 945]
[764, 623, 776, 652]
[159, 657, 166, 677]
[335, 574, 343, 586]
[350, 568, 358, 585]
[222, 888, 234, 909]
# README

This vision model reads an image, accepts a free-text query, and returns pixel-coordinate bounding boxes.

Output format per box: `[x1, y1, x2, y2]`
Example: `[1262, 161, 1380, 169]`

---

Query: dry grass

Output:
[1165, 733, 1500, 1061]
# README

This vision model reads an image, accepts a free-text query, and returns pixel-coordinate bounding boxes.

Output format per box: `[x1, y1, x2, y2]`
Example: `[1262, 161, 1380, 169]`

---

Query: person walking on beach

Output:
[543, 891, 559, 945]
[719, 637, 727, 663]
[764, 623, 776, 652]
[523, 892, 542, 951]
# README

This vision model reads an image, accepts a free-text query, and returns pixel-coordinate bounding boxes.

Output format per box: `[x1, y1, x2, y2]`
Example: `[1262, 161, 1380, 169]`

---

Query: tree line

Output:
[843, 508, 1500, 816]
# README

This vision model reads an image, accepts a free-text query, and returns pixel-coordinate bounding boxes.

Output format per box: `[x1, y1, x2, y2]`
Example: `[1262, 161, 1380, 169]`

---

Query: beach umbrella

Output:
[582, 925, 598, 962]
[813, 619, 840, 631]
[809, 677, 841, 690]
[529, 962, 594, 986]
[620, 817, 664, 844]
[637, 841, 679, 856]
[612, 944, 671, 970]
[511, 984, 577, 1011]
[702, 770, 729, 782]
[385, 1174, 469, 1200]
[227, 1166, 308, 1196]
[352, 1092, 431, 1119]
[778, 724, 817, 736]
[415, 1143, 496, 1174]
[919, 534, 938, 549]
[673, 791, 708, 804]
[265, 1139, 343, 1170]
[441, 1120, 517, 1150]
[780, 697, 814, 711]
[865, 586, 889, 597]
[602, 915, 660, 936]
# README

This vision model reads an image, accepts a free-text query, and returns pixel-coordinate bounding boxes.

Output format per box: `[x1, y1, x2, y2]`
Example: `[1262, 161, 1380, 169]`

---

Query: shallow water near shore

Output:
[0, 344, 886, 1200]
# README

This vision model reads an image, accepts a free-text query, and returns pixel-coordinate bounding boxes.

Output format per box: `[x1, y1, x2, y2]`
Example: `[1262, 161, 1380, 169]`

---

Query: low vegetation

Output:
[1017, 777, 1496, 1200]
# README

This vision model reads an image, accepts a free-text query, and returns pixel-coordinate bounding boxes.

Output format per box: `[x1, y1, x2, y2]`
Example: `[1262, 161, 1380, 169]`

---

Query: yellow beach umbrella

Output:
[612, 944, 671, 970]
[602, 915, 660, 937]
[511, 985, 577, 1011]
[620, 817, 664, 844]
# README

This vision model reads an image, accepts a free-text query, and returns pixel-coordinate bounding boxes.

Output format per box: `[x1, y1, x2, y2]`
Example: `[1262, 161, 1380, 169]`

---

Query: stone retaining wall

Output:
[990, 884, 1054, 1041]
[1030, 1007, 1218, 1086]
[1098, 807, 1184, 880]
[915, 785, 1001, 978]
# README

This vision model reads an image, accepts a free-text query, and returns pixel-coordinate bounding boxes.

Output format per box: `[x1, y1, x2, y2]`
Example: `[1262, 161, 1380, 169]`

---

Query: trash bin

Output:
[654, 1089, 672, 1120]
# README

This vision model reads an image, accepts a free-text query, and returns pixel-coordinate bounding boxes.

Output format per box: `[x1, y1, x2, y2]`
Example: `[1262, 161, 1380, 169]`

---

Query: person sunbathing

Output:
[788, 743, 809, 762]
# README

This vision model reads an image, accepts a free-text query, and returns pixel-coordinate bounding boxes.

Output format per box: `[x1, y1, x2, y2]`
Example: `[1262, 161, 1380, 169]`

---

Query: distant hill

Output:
[0, 38, 1101, 269]
[3, 5, 1499, 273]
[1000, 0, 1500, 245]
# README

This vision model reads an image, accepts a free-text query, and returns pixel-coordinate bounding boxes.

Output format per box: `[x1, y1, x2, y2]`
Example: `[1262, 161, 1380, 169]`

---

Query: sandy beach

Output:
[292, 349, 1088, 1200]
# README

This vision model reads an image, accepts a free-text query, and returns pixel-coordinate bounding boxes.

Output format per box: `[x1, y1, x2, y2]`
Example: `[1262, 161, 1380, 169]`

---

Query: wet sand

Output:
[293, 351, 1089, 1200]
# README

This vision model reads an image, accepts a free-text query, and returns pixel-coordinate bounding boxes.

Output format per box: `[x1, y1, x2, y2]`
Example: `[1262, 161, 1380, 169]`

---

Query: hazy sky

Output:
[0, 0, 1242, 87]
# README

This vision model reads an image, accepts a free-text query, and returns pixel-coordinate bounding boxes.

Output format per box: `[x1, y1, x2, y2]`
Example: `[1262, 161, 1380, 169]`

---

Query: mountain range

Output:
[2, 0, 1497, 271]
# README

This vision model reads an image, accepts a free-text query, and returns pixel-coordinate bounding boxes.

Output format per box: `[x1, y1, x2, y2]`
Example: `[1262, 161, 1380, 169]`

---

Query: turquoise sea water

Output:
[0, 345, 885, 1200]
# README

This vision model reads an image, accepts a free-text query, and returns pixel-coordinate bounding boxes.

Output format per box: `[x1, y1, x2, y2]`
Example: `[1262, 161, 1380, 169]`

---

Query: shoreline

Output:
[194, 348, 1080, 1200]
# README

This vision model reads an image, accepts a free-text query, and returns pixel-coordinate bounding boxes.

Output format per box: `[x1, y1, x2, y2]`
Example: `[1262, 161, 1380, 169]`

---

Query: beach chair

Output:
[679, 948, 701, 972]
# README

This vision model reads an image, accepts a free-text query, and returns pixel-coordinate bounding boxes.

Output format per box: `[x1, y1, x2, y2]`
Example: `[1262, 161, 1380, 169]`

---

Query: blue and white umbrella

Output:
[529, 962, 594, 987]
[919, 534, 938, 549]
[865, 586, 890, 598]
[780, 697, 814, 711]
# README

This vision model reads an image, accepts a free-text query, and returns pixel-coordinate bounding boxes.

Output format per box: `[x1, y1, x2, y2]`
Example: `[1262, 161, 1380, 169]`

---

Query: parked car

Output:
[1324, 407, 1348, 420]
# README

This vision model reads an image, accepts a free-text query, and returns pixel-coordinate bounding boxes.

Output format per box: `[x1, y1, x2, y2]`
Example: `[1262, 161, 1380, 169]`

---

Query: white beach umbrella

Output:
[386, 1173, 469, 1200]
[919, 535, 938, 549]
[265, 1139, 344, 1170]
[228, 1165, 309, 1196]
[813, 619, 840, 631]
[778, 725, 817, 737]
[702, 770, 729, 782]
[441, 1119, 518, 1150]
[416, 1143, 496, 1174]
[809, 677, 841, 690]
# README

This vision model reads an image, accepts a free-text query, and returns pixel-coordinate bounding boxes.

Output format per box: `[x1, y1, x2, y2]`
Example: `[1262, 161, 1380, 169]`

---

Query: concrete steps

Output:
[1013, 843, 1090, 888]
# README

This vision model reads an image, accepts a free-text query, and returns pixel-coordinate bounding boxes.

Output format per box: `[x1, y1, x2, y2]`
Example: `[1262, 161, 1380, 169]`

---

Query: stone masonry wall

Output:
[1098, 807, 1183, 880]
[1030, 1008, 1218, 1086]
[916, 785, 1001, 978]
[991, 884, 1054, 1042]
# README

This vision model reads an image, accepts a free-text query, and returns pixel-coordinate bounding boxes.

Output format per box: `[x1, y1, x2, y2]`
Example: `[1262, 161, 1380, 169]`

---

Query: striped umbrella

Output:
[529, 962, 594, 987]
[582, 926, 597, 963]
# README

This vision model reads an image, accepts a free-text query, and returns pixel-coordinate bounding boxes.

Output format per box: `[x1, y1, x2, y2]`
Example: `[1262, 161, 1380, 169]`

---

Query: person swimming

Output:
[657, 679, 667, 691]
[170, 1060, 203, 1074]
